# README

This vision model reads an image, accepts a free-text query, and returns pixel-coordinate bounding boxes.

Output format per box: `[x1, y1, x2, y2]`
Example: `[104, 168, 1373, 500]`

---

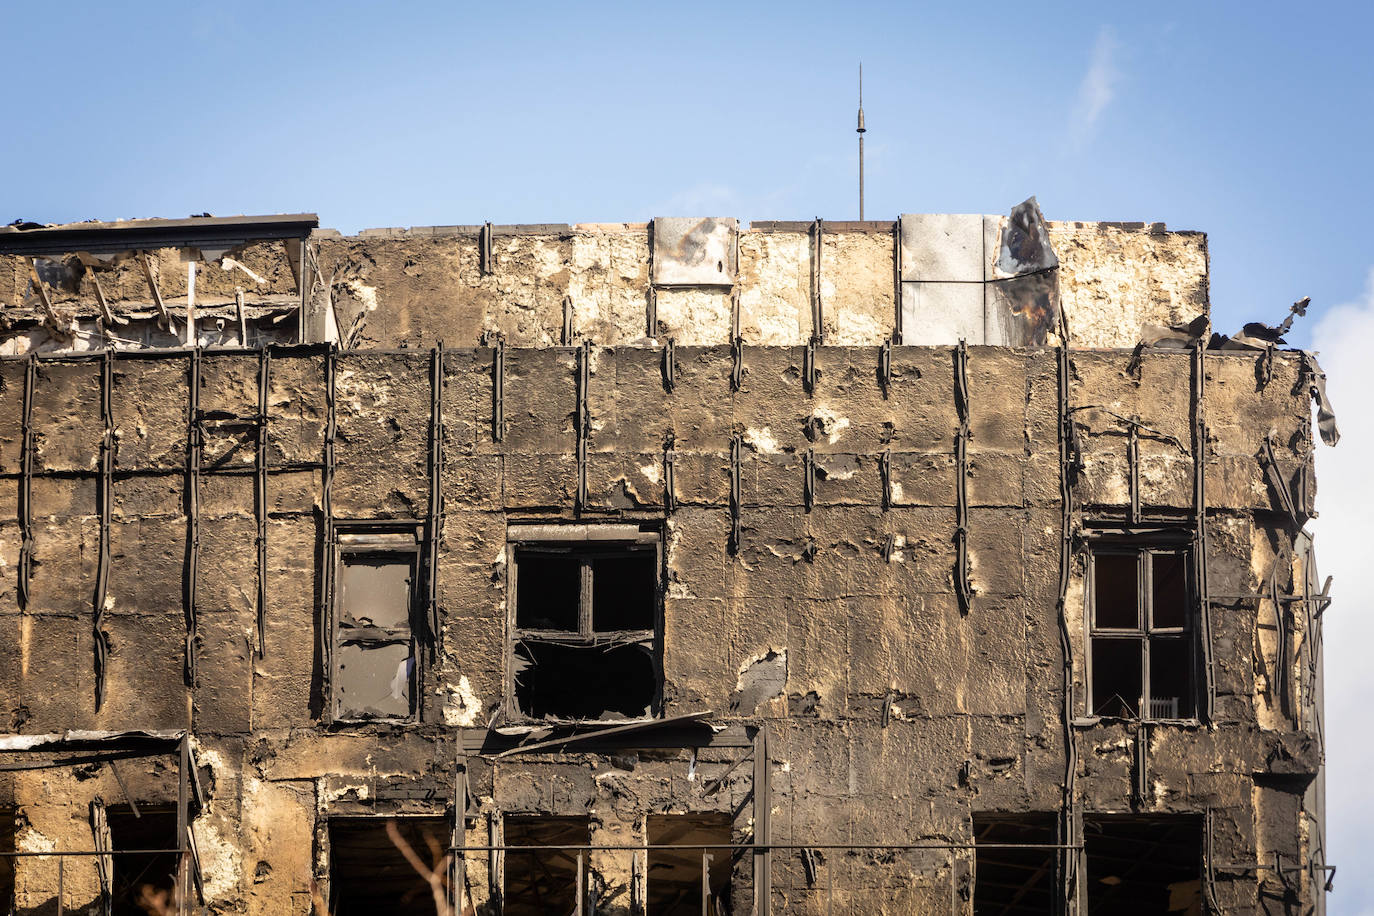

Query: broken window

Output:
[329, 817, 450, 916]
[647, 814, 734, 915]
[1085, 816, 1202, 914]
[332, 524, 424, 721]
[972, 814, 1057, 915]
[509, 525, 661, 721]
[503, 815, 589, 916]
[1089, 545, 1195, 720]
[106, 806, 179, 916]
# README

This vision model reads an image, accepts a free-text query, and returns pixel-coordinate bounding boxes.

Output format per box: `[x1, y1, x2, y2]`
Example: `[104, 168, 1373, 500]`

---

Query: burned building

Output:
[0, 202, 1338, 914]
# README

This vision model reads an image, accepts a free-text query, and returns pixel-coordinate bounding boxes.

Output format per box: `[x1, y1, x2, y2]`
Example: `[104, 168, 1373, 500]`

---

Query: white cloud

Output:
[1069, 27, 1119, 148]
[1311, 271, 1374, 914]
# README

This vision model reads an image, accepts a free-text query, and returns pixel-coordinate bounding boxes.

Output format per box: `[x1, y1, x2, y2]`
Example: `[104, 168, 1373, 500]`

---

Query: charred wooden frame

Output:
[328, 521, 427, 723]
[504, 524, 663, 723]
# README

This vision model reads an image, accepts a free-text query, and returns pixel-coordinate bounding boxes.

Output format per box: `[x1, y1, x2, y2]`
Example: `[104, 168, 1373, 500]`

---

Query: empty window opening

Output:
[107, 806, 178, 916]
[503, 816, 589, 916]
[1085, 816, 1202, 915]
[329, 817, 450, 916]
[513, 641, 657, 720]
[972, 814, 1057, 916]
[1089, 546, 1195, 720]
[510, 533, 661, 721]
[647, 814, 734, 915]
[333, 525, 423, 721]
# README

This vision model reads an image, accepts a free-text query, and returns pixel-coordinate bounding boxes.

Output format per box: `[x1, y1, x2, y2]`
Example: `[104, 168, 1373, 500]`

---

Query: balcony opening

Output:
[973, 813, 1057, 916]
[329, 816, 450, 916]
[1085, 816, 1202, 914]
[503, 815, 589, 916]
[107, 806, 178, 916]
[647, 813, 734, 915]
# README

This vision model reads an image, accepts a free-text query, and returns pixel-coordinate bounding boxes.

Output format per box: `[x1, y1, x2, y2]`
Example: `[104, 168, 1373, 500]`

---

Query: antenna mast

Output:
[857, 63, 866, 221]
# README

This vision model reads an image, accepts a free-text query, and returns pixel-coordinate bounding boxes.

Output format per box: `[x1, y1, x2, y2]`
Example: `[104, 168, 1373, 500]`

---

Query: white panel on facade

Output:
[898, 213, 985, 282]
[899, 281, 985, 345]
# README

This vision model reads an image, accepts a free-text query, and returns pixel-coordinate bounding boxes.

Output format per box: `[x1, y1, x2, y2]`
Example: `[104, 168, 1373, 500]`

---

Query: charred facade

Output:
[0, 202, 1335, 914]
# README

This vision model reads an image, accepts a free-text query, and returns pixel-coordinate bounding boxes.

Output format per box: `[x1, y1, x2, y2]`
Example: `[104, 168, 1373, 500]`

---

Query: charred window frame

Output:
[331, 522, 426, 723]
[506, 524, 663, 722]
[1087, 539, 1196, 722]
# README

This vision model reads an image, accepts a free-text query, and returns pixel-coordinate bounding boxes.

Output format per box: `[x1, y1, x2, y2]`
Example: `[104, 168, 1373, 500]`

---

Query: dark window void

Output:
[592, 553, 658, 631]
[330, 817, 449, 916]
[513, 551, 581, 631]
[511, 538, 661, 721]
[1093, 553, 1139, 628]
[1150, 637, 1196, 719]
[504, 816, 589, 916]
[513, 642, 657, 720]
[1092, 638, 1142, 718]
[973, 814, 1057, 916]
[1086, 816, 1202, 915]
[647, 814, 733, 916]
[1151, 552, 1189, 629]
[1089, 545, 1195, 721]
[107, 806, 178, 916]
[0, 809, 13, 915]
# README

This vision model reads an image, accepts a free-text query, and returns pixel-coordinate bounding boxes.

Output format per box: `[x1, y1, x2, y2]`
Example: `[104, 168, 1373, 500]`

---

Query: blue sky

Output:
[4, 1, 1372, 910]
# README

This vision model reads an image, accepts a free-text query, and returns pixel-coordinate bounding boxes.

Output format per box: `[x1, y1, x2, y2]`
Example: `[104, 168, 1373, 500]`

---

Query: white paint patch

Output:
[810, 406, 850, 444]
[193, 816, 243, 901]
[640, 462, 662, 486]
[743, 426, 780, 454]
[890, 481, 904, 503]
[16, 829, 55, 853]
[443, 675, 483, 727]
[220, 257, 268, 285]
[345, 279, 380, 312]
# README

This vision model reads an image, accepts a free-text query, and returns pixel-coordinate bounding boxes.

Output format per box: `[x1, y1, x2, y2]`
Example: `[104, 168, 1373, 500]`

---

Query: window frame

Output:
[505, 523, 664, 723]
[1085, 538, 1197, 724]
[330, 520, 425, 724]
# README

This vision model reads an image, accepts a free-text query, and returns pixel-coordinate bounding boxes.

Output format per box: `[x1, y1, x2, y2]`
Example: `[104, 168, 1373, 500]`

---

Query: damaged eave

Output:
[0, 213, 319, 256]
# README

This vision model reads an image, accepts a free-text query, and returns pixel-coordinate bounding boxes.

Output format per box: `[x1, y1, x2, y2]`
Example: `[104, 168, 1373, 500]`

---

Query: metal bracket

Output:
[803, 337, 818, 396]
[879, 448, 892, 510]
[954, 340, 972, 616]
[729, 435, 743, 555]
[664, 438, 677, 514]
[662, 338, 676, 393]
[562, 294, 574, 346]
[878, 339, 892, 397]
[138, 252, 172, 328]
[808, 217, 824, 343]
[803, 449, 816, 512]
[491, 339, 505, 443]
[576, 341, 591, 513]
[479, 222, 494, 276]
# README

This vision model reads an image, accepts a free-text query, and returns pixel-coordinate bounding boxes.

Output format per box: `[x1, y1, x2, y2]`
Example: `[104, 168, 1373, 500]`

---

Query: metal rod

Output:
[177, 734, 189, 916]
[809, 218, 824, 344]
[857, 63, 866, 222]
[491, 339, 505, 442]
[753, 728, 772, 916]
[184, 347, 201, 687]
[319, 347, 337, 705]
[729, 435, 743, 556]
[1192, 341, 1215, 721]
[94, 351, 113, 710]
[17, 354, 35, 609]
[426, 342, 445, 666]
[254, 347, 270, 658]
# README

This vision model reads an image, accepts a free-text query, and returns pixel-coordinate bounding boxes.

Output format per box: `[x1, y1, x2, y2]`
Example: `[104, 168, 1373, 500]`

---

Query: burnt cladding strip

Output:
[184, 348, 201, 687]
[94, 351, 113, 711]
[254, 347, 270, 659]
[954, 340, 972, 616]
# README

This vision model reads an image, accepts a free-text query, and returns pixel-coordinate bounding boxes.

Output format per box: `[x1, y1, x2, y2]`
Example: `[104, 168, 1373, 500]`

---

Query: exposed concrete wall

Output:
[0, 343, 1324, 914]
[0, 217, 1210, 353]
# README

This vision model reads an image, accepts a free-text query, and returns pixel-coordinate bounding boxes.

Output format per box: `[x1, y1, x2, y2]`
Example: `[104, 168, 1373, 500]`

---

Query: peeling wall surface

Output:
[0, 210, 1331, 915]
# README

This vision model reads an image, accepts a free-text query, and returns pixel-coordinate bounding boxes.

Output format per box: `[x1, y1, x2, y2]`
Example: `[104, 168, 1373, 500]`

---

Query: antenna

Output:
[857, 63, 866, 221]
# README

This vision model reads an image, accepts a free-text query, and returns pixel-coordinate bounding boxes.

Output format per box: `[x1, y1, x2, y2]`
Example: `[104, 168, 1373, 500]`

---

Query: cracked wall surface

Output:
[0, 335, 1328, 914]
